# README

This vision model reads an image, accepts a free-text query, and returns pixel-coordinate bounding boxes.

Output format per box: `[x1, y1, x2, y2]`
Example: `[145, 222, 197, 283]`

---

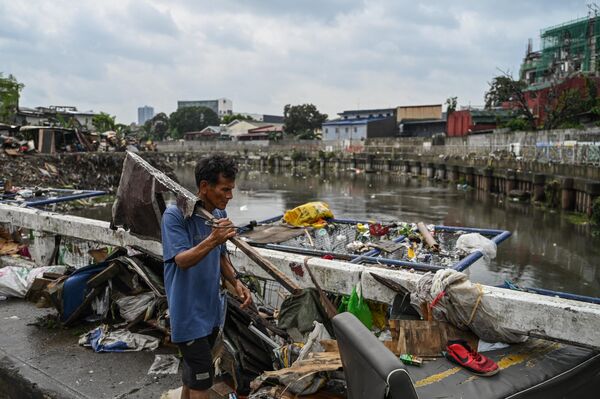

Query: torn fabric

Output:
[111, 151, 199, 241]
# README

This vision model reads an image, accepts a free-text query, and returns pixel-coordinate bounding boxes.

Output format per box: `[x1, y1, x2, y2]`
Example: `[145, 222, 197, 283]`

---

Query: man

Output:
[161, 154, 252, 399]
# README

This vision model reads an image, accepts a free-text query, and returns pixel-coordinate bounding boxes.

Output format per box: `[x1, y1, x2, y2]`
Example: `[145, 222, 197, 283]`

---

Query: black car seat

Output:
[332, 312, 419, 399]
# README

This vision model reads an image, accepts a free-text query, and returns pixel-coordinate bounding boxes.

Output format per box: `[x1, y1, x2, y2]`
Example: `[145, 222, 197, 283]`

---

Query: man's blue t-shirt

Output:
[161, 205, 226, 343]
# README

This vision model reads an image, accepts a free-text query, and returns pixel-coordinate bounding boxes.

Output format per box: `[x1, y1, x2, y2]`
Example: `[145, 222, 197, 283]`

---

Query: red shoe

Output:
[445, 340, 499, 376]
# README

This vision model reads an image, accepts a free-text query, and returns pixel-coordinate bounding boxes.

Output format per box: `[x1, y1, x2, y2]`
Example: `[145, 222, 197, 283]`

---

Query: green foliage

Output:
[485, 76, 527, 109]
[544, 84, 596, 130]
[54, 114, 79, 129]
[221, 113, 254, 125]
[114, 123, 132, 138]
[0, 73, 24, 124]
[445, 96, 457, 114]
[283, 103, 327, 138]
[591, 197, 600, 226]
[486, 71, 536, 130]
[504, 117, 529, 131]
[318, 150, 335, 160]
[290, 149, 305, 161]
[565, 213, 589, 226]
[143, 112, 169, 140]
[169, 106, 219, 138]
[92, 112, 116, 132]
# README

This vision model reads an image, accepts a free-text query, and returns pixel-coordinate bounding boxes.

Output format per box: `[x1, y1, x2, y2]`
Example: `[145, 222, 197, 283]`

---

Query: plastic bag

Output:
[283, 201, 334, 228]
[115, 292, 155, 322]
[295, 321, 332, 363]
[455, 233, 497, 261]
[0, 266, 28, 297]
[346, 283, 372, 329]
[0, 266, 67, 298]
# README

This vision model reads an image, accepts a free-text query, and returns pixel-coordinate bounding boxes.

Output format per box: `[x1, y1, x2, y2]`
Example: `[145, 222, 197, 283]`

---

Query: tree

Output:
[115, 123, 132, 138]
[0, 73, 24, 124]
[143, 112, 169, 140]
[169, 106, 219, 138]
[445, 96, 457, 115]
[486, 70, 536, 130]
[544, 82, 595, 130]
[221, 113, 254, 125]
[485, 76, 527, 109]
[92, 112, 116, 132]
[283, 103, 327, 139]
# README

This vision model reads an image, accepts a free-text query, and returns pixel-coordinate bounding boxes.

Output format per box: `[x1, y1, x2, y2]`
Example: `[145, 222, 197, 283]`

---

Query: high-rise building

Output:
[138, 106, 154, 125]
[177, 98, 233, 117]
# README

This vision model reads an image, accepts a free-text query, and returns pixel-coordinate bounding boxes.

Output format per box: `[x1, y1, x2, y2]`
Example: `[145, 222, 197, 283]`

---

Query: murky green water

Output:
[74, 167, 600, 298]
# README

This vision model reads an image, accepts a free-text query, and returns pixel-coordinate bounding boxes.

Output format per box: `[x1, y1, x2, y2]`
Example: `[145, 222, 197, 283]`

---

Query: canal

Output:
[75, 167, 600, 298]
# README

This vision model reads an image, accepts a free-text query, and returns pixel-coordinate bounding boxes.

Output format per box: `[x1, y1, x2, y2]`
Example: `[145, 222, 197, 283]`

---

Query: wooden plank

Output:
[388, 319, 478, 357]
[86, 262, 121, 288]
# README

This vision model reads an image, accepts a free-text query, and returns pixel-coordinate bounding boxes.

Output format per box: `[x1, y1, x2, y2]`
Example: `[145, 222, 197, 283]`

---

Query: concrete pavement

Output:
[0, 299, 180, 399]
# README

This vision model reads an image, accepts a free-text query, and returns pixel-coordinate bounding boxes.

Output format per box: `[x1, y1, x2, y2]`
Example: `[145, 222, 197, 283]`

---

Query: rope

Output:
[466, 283, 484, 325]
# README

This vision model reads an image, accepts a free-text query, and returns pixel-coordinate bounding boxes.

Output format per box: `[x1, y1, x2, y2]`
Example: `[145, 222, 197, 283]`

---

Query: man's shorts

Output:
[177, 328, 219, 391]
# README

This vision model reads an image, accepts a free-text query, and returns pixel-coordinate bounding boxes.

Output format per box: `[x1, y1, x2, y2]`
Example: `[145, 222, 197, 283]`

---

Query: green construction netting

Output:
[532, 16, 600, 83]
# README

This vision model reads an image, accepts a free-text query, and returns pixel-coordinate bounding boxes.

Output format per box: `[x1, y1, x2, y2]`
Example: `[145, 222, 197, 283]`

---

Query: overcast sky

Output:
[0, 0, 592, 123]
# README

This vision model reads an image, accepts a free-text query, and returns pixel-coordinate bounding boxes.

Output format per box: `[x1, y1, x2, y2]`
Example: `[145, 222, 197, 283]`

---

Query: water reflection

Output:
[75, 167, 600, 297]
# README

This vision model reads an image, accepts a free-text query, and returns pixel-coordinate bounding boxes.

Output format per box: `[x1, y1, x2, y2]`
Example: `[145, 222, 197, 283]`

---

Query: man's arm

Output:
[220, 252, 252, 309]
[174, 218, 236, 269]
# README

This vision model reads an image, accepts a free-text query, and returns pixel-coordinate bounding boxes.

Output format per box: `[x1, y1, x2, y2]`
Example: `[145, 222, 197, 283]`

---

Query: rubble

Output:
[0, 151, 175, 193]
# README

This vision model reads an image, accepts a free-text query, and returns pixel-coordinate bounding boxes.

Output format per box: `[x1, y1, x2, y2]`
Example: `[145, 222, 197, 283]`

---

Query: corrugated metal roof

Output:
[322, 117, 389, 126]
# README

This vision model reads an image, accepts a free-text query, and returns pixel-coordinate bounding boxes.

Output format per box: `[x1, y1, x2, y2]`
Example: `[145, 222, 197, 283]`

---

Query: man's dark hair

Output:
[195, 154, 238, 187]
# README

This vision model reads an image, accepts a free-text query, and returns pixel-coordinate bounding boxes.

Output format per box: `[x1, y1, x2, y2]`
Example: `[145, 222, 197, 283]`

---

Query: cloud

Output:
[0, 0, 591, 122]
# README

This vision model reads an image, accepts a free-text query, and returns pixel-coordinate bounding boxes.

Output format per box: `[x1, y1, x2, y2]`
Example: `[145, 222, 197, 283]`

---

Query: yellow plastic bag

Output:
[283, 201, 334, 228]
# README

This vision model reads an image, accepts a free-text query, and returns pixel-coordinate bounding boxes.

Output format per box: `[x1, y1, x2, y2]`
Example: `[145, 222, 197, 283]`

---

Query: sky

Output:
[0, 0, 593, 123]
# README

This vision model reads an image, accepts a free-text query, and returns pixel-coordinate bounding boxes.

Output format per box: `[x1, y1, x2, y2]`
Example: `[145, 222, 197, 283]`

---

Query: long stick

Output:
[303, 258, 338, 319]
[194, 205, 302, 294]
[123, 152, 302, 294]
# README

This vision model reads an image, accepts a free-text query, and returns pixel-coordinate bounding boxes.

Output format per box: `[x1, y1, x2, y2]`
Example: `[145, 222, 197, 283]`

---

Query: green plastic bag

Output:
[347, 284, 373, 329]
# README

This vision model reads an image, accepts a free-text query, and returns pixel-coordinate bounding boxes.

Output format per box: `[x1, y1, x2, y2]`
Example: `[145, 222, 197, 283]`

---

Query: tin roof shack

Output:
[17, 106, 97, 131]
[18, 126, 92, 153]
[183, 126, 225, 141]
[239, 124, 284, 142]
[446, 108, 513, 137]
[396, 104, 446, 138]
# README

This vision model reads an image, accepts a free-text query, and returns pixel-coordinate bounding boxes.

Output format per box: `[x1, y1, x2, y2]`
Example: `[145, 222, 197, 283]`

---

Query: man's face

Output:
[199, 174, 235, 211]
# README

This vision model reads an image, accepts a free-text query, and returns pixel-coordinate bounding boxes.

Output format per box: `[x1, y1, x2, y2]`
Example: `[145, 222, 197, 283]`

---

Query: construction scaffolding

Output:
[531, 15, 600, 84]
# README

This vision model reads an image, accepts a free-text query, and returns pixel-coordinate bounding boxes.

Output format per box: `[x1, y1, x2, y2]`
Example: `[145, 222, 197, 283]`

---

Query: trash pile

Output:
[243, 201, 498, 269]
[0, 151, 175, 193]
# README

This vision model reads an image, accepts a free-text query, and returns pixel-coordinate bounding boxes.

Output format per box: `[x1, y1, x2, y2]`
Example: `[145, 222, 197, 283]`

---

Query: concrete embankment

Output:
[162, 149, 600, 217]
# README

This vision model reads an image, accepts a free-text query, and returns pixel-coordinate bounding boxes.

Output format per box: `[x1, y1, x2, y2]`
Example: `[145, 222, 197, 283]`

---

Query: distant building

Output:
[446, 108, 513, 137]
[183, 126, 225, 141]
[338, 108, 396, 120]
[396, 104, 445, 138]
[322, 108, 398, 140]
[16, 106, 97, 131]
[237, 113, 285, 123]
[177, 98, 233, 117]
[223, 120, 283, 141]
[138, 106, 154, 125]
[240, 124, 284, 141]
[520, 14, 600, 86]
